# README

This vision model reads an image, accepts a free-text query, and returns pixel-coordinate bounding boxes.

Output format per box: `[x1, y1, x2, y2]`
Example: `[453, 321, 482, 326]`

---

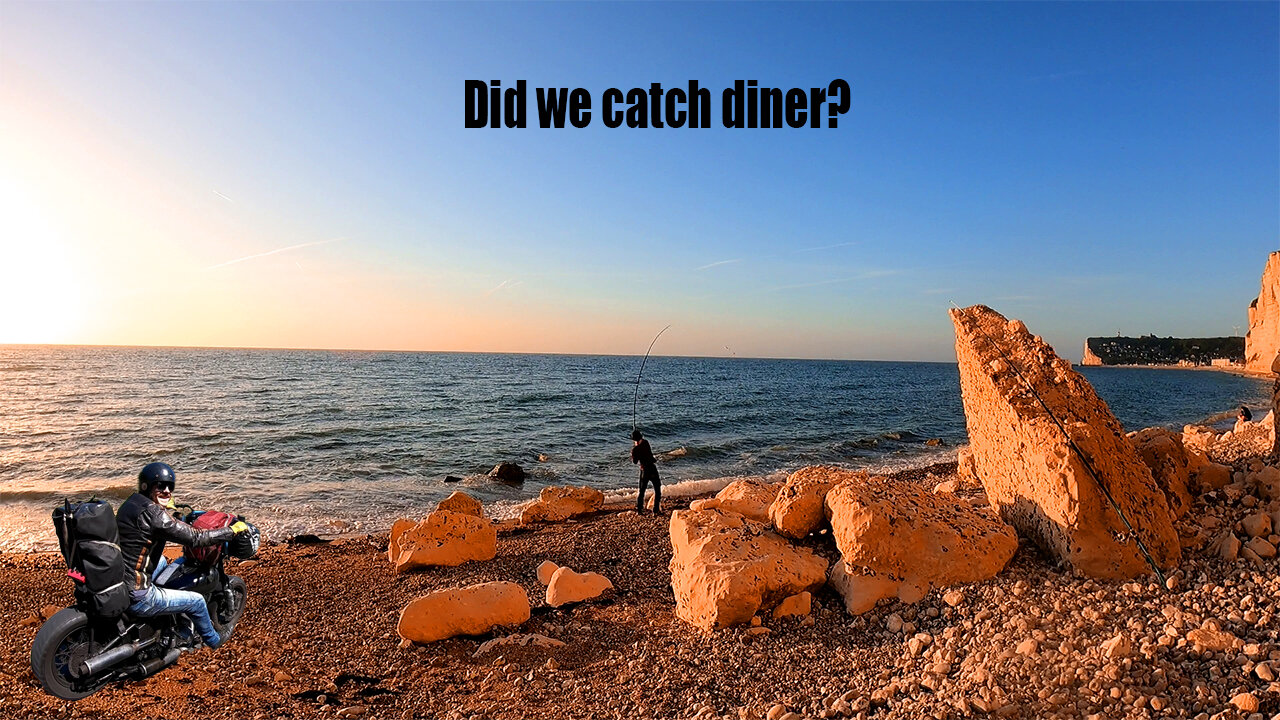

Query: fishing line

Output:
[952, 304, 1168, 586]
[632, 325, 671, 431]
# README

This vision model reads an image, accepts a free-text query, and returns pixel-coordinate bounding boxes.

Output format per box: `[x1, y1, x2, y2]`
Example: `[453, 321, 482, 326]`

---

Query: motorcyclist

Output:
[116, 462, 249, 648]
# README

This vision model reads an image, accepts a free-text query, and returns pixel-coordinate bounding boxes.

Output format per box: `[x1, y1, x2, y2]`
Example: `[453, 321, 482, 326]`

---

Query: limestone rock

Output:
[689, 498, 720, 511]
[546, 567, 613, 607]
[536, 560, 559, 585]
[1100, 633, 1131, 659]
[956, 447, 981, 487]
[520, 486, 605, 525]
[1242, 511, 1273, 539]
[436, 491, 483, 518]
[1181, 424, 1218, 454]
[1244, 536, 1276, 559]
[1127, 427, 1192, 519]
[1191, 461, 1232, 494]
[714, 479, 780, 523]
[397, 581, 530, 643]
[1211, 531, 1241, 561]
[950, 305, 1180, 579]
[387, 518, 417, 563]
[824, 475, 1018, 602]
[1245, 251, 1280, 372]
[1252, 465, 1280, 501]
[828, 559, 900, 615]
[769, 466, 860, 539]
[473, 633, 566, 657]
[1229, 691, 1259, 713]
[393, 511, 497, 573]
[1186, 626, 1241, 653]
[669, 508, 827, 630]
[771, 591, 811, 619]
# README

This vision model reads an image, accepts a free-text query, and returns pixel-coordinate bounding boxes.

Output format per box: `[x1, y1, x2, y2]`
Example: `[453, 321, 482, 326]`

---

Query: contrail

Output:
[793, 241, 857, 253]
[203, 238, 342, 271]
[213, 190, 234, 203]
[695, 259, 742, 271]
[485, 279, 522, 297]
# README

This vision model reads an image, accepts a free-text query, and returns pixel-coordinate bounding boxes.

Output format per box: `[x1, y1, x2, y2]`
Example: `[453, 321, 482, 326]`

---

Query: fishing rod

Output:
[632, 325, 671, 431]
[952, 304, 1168, 587]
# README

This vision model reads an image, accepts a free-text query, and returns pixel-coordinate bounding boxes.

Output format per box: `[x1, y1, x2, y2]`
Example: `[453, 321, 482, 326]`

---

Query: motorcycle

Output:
[30, 507, 256, 701]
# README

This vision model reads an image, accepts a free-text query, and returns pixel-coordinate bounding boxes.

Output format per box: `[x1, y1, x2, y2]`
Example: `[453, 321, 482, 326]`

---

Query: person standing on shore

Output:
[631, 429, 662, 514]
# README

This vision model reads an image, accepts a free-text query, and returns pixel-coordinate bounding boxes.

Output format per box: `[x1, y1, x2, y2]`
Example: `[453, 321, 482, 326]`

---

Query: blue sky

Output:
[1, 2, 1276, 360]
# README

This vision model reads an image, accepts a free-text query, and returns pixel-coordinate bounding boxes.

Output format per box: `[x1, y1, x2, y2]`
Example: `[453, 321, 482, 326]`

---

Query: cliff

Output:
[1245, 251, 1280, 372]
[1082, 336, 1243, 366]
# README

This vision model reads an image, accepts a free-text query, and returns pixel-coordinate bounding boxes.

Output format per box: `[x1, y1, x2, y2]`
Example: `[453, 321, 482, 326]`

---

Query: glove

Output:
[230, 521, 250, 534]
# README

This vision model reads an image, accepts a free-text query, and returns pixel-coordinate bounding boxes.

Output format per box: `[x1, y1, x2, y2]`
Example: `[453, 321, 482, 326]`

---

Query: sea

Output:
[0, 346, 1269, 552]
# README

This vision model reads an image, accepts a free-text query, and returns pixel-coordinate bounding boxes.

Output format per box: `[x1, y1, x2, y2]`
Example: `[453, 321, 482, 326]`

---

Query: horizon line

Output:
[0, 341, 962, 365]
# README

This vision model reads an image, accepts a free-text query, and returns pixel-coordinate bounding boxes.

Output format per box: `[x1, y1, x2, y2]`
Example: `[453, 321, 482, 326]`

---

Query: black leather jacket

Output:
[117, 493, 235, 598]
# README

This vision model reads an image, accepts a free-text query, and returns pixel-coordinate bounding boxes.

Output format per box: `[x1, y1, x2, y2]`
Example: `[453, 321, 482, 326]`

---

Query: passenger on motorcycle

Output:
[116, 462, 250, 648]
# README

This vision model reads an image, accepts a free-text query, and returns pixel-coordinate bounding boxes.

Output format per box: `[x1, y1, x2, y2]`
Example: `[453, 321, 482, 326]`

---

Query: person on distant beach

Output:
[1236, 405, 1253, 433]
[631, 429, 661, 514]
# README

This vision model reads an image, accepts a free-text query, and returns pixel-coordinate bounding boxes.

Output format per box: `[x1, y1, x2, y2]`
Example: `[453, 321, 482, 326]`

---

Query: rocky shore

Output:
[0, 455, 1276, 720]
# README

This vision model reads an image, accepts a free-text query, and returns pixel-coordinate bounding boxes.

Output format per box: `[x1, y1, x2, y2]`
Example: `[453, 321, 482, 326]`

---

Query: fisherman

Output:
[630, 429, 662, 514]
[117, 462, 250, 648]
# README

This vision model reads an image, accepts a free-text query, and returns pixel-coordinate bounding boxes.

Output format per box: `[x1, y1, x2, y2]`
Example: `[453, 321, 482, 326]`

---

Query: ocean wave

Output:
[0, 482, 136, 504]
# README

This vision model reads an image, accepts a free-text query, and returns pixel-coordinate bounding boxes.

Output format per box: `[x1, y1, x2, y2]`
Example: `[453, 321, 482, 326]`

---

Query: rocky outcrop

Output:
[489, 462, 526, 483]
[1127, 428, 1193, 519]
[770, 591, 811, 620]
[387, 518, 417, 563]
[708, 480, 780, 523]
[391, 511, 497, 573]
[436, 491, 483, 518]
[951, 305, 1180, 579]
[824, 476, 1018, 611]
[769, 466, 861, 539]
[1245, 251, 1280, 372]
[546, 567, 613, 607]
[520, 486, 605, 525]
[397, 581, 530, 643]
[669, 508, 827, 630]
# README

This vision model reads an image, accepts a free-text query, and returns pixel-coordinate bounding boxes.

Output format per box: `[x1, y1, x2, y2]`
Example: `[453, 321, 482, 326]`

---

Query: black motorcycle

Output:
[31, 508, 256, 701]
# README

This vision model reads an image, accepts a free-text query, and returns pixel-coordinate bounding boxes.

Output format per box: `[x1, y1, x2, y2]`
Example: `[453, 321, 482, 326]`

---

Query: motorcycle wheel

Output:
[30, 608, 108, 701]
[210, 576, 247, 637]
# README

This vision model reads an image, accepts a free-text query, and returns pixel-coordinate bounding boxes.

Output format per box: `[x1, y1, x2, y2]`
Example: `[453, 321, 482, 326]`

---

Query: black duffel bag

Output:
[52, 500, 130, 618]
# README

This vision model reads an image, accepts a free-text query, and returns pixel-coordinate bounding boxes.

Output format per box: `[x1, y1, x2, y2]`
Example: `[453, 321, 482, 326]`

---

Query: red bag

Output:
[186, 511, 234, 565]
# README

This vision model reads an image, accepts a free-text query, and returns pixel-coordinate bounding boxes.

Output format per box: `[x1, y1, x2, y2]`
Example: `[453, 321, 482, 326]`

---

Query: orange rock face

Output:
[1127, 428, 1192, 519]
[393, 510, 498, 573]
[397, 581, 530, 643]
[669, 508, 827, 630]
[1245, 251, 1280, 372]
[714, 480, 780, 523]
[824, 475, 1017, 608]
[436, 491, 484, 518]
[387, 518, 417, 563]
[827, 559, 901, 615]
[545, 567, 613, 607]
[519, 486, 605, 525]
[951, 305, 1180, 579]
[769, 466, 861, 539]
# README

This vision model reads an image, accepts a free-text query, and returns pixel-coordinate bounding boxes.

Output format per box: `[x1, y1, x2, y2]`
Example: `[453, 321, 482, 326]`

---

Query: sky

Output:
[1, 2, 1276, 362]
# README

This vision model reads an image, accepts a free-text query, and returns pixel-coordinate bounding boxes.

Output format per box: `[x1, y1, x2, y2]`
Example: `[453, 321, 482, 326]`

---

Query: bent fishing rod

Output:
[632, 325, 671, 431]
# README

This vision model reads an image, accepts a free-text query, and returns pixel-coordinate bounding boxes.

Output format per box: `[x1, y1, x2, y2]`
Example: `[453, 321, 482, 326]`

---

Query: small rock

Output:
[1242, 512, 1273, 538]
[886, 613, 904, 633]
[1229, 692, 1259, 713]
[336, 708, 367, 719]
[766, 704, 788, 720]
[1245, 536, 1277, 559]
[942, 589, 965, 607]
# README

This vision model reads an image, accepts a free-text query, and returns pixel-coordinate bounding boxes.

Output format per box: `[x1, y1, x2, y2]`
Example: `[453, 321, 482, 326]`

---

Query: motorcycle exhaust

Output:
[77, 637, 156, 677]
[138, 648, 181, 675]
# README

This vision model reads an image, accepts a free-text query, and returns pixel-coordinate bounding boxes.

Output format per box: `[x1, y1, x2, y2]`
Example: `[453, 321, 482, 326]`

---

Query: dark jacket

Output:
[117, 493, 234, 598]
[631, 439, 659, 477]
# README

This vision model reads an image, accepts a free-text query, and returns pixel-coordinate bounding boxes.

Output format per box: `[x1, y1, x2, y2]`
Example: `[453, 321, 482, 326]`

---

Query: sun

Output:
[0, 183, 84, 344]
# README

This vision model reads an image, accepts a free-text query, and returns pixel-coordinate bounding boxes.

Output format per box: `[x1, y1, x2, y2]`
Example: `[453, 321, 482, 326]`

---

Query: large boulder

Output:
[828, 558, 902, 615]
[824, 475, 1018, 611]
[397, 581, 530, 643]
[951, 305, 1180, 579]
[436, 491, 484, 518]
[769, 466, 860, 539]
[387, 518, 417, 563]
[1128, 428, 1193, 519]
[669, 508, 827, 630]
[392, 510, 497, 573]
[520, 486, 605, 525]
[489, 462, 526, 483]
[712, 479, 780, 523]
[546, 567, 613, 607]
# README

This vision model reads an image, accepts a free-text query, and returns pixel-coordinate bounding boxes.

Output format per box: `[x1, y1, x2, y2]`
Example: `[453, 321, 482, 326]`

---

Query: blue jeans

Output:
[129, 558, 220, 647]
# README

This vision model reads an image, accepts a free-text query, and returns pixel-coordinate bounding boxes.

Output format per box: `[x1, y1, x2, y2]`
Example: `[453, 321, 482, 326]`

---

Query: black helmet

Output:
[631, 429, 643, 442]
[138, 462, 176, 494]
